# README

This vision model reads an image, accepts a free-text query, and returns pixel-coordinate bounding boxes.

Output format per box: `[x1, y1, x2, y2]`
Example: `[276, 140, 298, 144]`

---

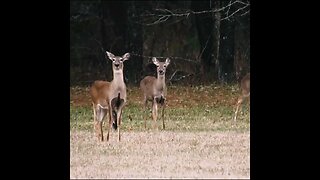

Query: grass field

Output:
[70, 84, 250, 179]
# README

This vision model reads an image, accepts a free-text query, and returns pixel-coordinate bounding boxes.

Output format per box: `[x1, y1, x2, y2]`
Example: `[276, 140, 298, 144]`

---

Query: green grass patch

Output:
[70, 103, 249, 133]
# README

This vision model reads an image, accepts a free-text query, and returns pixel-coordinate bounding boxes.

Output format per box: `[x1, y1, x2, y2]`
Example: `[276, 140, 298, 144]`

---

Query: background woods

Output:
[70, 0, 250, 86]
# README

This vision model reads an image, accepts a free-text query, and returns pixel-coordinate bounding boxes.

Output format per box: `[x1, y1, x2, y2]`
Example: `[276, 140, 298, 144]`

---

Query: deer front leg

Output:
[107, 108, 112, 141]
[152, 99, 158, 130]
[117, 110, 123, 142]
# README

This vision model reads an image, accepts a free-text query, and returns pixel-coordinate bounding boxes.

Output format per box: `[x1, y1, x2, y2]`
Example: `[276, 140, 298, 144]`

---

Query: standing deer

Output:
[90, 51, 130, 141]
[140, 57, 170, 130]
[234, 73, 250, 121]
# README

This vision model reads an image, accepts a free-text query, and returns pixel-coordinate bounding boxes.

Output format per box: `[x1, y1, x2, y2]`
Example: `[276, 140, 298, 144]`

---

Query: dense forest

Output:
[70, 0, 250, 86]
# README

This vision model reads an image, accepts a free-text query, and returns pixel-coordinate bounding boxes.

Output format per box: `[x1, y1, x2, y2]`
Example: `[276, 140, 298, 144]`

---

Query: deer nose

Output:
[115, 64, 120, 67]
[159, 70, 164, 74]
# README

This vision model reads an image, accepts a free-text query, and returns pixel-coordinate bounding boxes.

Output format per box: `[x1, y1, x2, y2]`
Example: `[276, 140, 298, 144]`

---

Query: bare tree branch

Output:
[226, 0, 234, 20]
[169, 70, 179, 82]
[169, 71, 194, 84]
[221, 2, 250, 21]
[198, 33, 212, 61]
[138, 0, 250, 26]
[240, 9, 250, 16]
[130, 53, 200, 64]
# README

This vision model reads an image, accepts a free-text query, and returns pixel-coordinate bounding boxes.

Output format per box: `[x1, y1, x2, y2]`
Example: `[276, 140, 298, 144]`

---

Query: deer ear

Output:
[106, 51, 115, 60]
[165, 58, 171, 66]
[152, 57, 159, 66]
[122, 53, 130, 61]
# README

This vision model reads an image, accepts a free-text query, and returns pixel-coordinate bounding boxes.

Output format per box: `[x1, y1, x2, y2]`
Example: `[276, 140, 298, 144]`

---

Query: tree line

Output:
[70, 0, 250, 86]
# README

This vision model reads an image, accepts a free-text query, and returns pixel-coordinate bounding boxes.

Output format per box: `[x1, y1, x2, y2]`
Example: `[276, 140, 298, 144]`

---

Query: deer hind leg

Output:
[152, 99, 158, 130]
[96, 106, 107, 141]
[101, 109, 108, 141]
[234, 97, 244, 121]
[93, 104, 102, 141]
[241, 92, 250, 115]
[92, 103, 97, 131]
[247, 95, 250, 117]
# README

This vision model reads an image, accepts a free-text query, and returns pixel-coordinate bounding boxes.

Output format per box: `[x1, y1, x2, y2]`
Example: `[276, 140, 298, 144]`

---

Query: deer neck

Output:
[157, 74, 165, 84]
[112, 70, 125, 86]
[109, 70, 126, 101]
[111, 70, 126, 92]
[155, 75, 166, 94]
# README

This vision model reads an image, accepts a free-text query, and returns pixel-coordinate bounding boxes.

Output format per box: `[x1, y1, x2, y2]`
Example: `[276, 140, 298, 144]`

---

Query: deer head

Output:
[152, 57, 170, 77]
[106, 51, 130, 73]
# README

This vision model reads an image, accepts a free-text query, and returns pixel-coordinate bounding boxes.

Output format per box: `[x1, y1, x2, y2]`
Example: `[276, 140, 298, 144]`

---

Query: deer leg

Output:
[117, 110, 123, 142]
[98, 121, 104, 141]
[241, 93, 250, 115]
[101, 109, 108, 141]
[107, 108, 112, 141]
[162, 101, 166, 130]
[143, 97, 148, 129]
[92, 103, 98, 136]
[94, 105, 102, 141]
[152, 99, 158, 130]
[98, 108, 107, 141]
[234, 97, 244, 121]
[92, 102, 96, 125]
[93, 104, 100, 138]
[248, 95, 250, 115]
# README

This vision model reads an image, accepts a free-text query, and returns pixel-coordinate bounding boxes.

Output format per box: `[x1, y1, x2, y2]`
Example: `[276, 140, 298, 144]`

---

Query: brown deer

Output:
[90, 51, 130, 141]
[234, 72, 250, 121]
[140, 57, 170, 130]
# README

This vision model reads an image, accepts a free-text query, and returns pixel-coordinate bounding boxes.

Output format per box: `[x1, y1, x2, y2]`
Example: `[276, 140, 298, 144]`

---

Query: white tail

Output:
[234, 73, 250, 121]
[140, 57, 170, 130]
[90, 51, 130, 141]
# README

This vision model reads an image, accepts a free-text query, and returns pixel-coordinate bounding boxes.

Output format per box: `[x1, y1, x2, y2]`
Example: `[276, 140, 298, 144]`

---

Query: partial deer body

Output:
[234, 72, 250, 121]
[90, 51, 130, 141]
[140, 57, 170, 130]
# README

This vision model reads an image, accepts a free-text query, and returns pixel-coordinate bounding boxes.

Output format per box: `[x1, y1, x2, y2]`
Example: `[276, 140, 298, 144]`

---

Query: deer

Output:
[233, 72, 250, 121]
[140, 57, 170, 130]
[90, 51, 130, 142]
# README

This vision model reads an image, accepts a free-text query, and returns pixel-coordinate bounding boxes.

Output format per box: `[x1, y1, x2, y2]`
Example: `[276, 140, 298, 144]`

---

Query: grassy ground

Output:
[70, 84, 250, 179]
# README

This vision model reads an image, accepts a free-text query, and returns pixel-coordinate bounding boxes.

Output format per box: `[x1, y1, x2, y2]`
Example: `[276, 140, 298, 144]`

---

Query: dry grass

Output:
[70, 131, 249, 179]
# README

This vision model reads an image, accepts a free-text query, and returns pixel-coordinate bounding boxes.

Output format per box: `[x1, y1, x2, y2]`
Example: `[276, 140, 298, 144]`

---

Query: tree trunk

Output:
[212, 0, 221, 82]
[234, 11, 250, 82]
[218, 1, 235, 83]
[100, 1, 112, 81]
[125, 1, 143, 85]
[191, 0, 215, 83]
